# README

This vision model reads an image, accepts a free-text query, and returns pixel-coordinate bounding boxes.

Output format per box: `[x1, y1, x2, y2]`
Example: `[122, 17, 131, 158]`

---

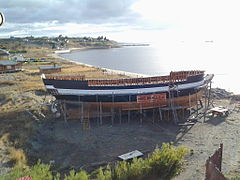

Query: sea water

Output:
[61, 41, 240, 94]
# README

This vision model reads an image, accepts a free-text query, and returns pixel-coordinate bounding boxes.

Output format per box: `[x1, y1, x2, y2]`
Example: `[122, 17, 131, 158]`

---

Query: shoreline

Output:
[51, 48, 148, 79]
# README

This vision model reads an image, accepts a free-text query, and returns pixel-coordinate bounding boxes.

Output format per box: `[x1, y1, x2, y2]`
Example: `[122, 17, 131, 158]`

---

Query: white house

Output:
[11, 55, 26, 62]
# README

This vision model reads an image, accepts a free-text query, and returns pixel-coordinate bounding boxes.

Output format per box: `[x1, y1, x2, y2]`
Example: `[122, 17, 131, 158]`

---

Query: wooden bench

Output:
[118, 150, 143, 161]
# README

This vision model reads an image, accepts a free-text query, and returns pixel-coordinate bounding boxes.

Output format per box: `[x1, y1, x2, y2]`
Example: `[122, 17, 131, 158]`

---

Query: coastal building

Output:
[0, 60, 22, 73]
[0, 49, 10, 60]
[39, 64, 62, 74]
[11, 55, 26, 62]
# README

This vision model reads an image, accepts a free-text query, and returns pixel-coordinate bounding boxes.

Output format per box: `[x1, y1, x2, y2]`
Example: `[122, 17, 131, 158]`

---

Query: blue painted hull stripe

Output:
[46, 79, 204, 96]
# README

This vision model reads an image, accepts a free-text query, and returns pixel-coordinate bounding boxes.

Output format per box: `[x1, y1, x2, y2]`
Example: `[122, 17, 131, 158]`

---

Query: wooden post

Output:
[78, 96, 80, 120]
[159, 108, 163, 122]
[196, 92, 199, 117]
[203, 87, 208, 122]
[199, 99, 203, 108]
[100, 101, 103, 125]
[96, 95, 99, 126]
[152, 108, 155, 123]
[119, 109, 122, 124]
[140, 104, 143, 124]
[111, 106, 114, 125]
[62, 100, 68, 124]
[128, 110, 131, 123]
[88, 111, 90, 129]
[128, 95, 131, 123]
[111, 93, 114, 125]
[182, 108, 185, 120]
[207, 81, 212, 108]
[167, 109, 170, 121]
[188, 93, 192, 115]
[81, 102, 84, 123]
[219, 143, 223, 171]
[85, 110, 90, 130]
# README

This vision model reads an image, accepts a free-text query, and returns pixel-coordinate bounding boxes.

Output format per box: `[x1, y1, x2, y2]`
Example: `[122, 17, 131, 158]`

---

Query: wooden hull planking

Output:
[64, 90, 203, 119]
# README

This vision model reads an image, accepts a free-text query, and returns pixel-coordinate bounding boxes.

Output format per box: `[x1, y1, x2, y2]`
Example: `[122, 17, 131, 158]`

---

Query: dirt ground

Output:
[27, 120, 180, 171]
[1, 58, 240, 179]
[24, 99, 240, 179]
[173, 99, 240, 180]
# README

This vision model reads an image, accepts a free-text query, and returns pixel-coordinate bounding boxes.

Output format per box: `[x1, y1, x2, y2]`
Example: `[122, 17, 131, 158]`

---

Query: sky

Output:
[1, 0, 240, 43]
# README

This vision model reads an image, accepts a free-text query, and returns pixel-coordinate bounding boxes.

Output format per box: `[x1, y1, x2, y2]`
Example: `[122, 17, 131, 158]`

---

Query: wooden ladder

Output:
[82, 112, 90, 130]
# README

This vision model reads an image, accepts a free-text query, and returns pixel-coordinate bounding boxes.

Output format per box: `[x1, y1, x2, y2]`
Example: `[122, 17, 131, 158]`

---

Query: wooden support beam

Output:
[100, 101, 103, 125]
[207, 81, 212, 108]
[83, 111, 90, 130]
[167, 109, 170, 122]
[78, 96, 81, 122]
[188, 93, 192, 114]
[119, 109, 122, 124]
[62, 100, 68, 124]
[111, 94, 115, 125]
[128, 95, 131, 123]
[178, 122, 195, 126]
[196, 93, 199, 117]
[182, 108, 185, 120]
[111, 106, 114, 125]
[152, 108, 155, 123]
[128, 110, 131, 123]
[199, 99, 203, 108]
[81, 103, 84, 123]
[203, 87, 208, 122]
[159, 108, 163, 122]
[88, 111, 90, 129]
[96, 95, 99, 126]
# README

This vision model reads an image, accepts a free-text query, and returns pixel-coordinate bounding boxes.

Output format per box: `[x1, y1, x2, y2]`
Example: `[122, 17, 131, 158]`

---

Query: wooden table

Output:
[210, 107, 229, 116]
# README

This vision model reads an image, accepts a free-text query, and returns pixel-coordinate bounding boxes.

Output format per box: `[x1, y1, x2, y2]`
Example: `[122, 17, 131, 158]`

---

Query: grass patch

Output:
[0, 133, 10, 146]
[9, 148, 27, 168]
[0, 81, 15, 87]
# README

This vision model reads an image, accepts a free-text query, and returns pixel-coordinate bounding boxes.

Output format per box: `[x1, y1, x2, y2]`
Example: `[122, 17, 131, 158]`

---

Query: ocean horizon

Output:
[60, 41, 239, 94]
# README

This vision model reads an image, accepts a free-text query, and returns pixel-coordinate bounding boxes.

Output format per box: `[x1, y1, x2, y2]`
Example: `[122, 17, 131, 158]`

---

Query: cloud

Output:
[0, 0, 147, 38]
[4, 0, 239, 42]
[0, 20, 146, 39]
[1, 0, 138, 24]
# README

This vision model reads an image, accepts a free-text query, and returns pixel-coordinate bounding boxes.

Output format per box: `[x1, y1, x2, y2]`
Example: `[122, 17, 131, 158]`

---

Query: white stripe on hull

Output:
[45, 80, 205, 96]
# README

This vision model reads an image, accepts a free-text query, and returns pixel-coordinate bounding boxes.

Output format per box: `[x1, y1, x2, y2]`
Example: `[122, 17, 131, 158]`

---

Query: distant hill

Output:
[0, 36, 120, 53]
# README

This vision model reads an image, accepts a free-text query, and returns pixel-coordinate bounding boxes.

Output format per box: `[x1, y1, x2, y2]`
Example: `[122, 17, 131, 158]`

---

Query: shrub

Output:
[28, 160, 53, 180]
[2, 143, 188, 180]
[95, 167, 113, 180]
[64, 170, 89, 180]
[148, 143, 188, 179]
[2, 160, 53, 180]
[127, 157, 149, 179]
[113, 160, 129, 180]
[1, 167, 27, 180]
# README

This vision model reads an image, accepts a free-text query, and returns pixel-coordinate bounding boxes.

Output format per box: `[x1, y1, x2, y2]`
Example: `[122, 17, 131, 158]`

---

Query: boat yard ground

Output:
[1, 54, 240, 179]
[23, 99, 240, 180]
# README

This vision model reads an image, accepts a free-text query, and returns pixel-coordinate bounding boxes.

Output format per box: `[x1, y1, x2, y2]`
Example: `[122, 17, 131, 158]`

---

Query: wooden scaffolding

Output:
[56, 79, 213, 128]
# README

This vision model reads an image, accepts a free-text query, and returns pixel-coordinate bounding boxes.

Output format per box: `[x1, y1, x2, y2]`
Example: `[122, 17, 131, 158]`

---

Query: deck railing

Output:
[43, 70, 204, 86]
[45, 75, 85, 81]
[88, 70, 204, 86]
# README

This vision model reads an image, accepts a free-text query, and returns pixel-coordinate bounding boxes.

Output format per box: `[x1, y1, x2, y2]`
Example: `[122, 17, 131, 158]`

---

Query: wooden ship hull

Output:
[41, 71, 213, 119]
